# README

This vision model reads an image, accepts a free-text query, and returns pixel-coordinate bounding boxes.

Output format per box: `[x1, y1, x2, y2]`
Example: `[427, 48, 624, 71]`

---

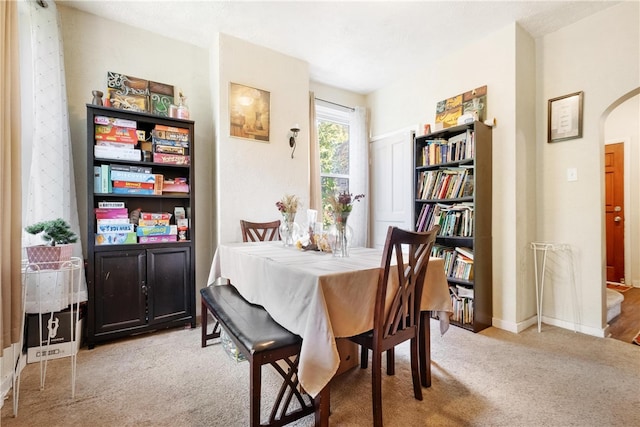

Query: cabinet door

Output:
[94, 250, 147, 334]
[146, 246, 192, 325]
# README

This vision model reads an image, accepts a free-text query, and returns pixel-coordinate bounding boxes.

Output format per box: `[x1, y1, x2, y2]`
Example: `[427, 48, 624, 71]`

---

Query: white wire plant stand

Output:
[13, 256, 83, 416]
[530, 242, 578, 333]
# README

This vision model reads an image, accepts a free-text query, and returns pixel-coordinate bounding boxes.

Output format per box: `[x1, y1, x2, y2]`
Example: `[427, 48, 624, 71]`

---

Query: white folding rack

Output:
[13, 257, 83, 416]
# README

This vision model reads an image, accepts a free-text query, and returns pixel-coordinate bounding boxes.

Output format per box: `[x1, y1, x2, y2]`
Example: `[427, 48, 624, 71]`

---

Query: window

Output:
[316, 102, 352, 227]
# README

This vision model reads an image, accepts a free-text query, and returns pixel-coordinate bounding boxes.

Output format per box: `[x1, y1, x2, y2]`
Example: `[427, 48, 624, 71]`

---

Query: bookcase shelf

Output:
[86, 104, 196, 348]
[414, 121, 492, 332]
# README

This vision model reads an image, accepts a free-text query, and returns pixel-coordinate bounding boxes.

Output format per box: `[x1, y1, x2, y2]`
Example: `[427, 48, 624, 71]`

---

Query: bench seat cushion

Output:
[201, 284, 301, 355]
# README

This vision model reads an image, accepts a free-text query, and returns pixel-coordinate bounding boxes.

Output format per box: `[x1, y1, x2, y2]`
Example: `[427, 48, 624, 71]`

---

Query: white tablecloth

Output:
[207, 241, 452, 398]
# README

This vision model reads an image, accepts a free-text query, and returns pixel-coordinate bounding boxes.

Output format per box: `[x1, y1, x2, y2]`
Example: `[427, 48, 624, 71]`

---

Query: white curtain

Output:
[348, 106, 370, 248]
[308, 92, 322, 211]
[21, 0, 87, 303]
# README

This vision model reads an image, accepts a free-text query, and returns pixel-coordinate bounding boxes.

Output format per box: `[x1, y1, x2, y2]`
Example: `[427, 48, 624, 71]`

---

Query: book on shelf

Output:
[94, 207, 128, 215]
[113, 180, 154, 190]
[153, 125, 190, 143]
[112, 187, 155, 195]
[96, 140, 137, 149]
[94, 124, 138, 144]
[95, 232, 137, 245]
[153, 152, 190, 165]
[136, 225, 177, 236]
[456, 285, 474, 299]
[94, 115, 136, 129]
[138, 218, 171, 226]
[140, 212, 172, 221]
[138, 235, 178, 244]
[98, 201, 125, 209]
[110, 170, 157, 184]
[154, 144, 186, 155]
[162, 180, 189, 193]
[94, 164, 112, 194]
[151, 135, 190, 148]
[94, 145, 141, 161]
[96, 223, 135, 234]
[109, 163, 152, 174]
[96, 218, 131, 226]
[455, 246, 474, 260]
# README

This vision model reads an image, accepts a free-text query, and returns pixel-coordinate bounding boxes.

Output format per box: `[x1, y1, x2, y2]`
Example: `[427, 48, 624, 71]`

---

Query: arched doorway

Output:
[601, 87, 640, 343]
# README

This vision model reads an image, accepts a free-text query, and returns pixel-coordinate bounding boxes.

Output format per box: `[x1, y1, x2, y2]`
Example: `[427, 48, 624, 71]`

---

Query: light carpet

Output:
[2, 321, 640, 426]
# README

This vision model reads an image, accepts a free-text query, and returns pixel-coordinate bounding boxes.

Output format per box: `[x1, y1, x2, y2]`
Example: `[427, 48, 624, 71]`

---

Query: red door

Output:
[605, 143, 624, 283]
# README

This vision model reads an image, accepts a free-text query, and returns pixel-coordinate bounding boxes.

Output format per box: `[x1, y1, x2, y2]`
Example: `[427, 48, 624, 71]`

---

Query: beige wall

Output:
[213, 34, 310, 245]
[537, 1, 639, 334]
[310, 81, 366, 110]
[367, 23, 528, 331]
[367, 1, 639, 335]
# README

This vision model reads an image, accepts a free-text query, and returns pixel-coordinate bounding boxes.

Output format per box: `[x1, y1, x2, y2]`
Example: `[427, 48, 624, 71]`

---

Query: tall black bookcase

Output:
[86, 104, 195, 348]
[413, 121, 492, 332]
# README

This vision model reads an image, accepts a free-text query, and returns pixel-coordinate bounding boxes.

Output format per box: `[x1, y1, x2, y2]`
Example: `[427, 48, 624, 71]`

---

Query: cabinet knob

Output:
[141, 283, 148, 295]
[614, 216, 622, 223]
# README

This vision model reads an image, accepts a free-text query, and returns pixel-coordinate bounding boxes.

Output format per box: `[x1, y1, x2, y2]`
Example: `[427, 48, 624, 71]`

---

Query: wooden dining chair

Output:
[240, 219, 281, 242]
[348, 225, 439, 427]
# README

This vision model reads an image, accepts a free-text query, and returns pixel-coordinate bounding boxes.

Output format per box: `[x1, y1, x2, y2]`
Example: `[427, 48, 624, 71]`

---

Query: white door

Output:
[370, 129, 415, 249]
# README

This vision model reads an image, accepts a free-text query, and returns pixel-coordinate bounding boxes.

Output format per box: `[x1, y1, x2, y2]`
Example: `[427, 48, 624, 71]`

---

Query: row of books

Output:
[432, 245, 474, 280]
[416, 202, 473, 236]
[149, 124, 190, 165]
[449, 285, 474, 324]
[416, 166, 474, 200]
[417, 129, 475, 166]
[94, 202, 184, 245]
[93, 116, 190, 166]
[94, 163, 189, 195]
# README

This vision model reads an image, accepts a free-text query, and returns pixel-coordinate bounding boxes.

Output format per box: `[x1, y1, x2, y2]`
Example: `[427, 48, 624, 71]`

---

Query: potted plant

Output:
[25, 218, 78, 269]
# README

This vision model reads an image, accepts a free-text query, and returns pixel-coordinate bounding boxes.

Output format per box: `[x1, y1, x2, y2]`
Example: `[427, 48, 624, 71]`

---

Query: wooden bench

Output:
[200, 281, 327, 426]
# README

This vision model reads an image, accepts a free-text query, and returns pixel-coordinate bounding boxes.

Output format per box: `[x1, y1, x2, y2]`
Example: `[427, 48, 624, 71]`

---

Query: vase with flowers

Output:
[276, 194, 301, 247]
[326, 191, 365, 257]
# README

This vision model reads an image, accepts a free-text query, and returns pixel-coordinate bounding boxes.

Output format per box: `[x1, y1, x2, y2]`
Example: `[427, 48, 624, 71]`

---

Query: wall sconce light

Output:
[289, 125, 300, 159]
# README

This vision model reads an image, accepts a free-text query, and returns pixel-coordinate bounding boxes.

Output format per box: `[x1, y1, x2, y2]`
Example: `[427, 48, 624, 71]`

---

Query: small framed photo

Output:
[548, 91, 584, 143]
[229, 82, 270, 142]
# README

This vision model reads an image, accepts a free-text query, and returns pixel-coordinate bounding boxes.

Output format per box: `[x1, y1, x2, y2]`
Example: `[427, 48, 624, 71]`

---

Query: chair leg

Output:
[201, 299, 208, 348]
[360, 344, 368, 369]
[250, 360, 262, 427]
[410, 337, 423, 401]
[314, 385, 330, 427]
[386, 348, 395, 375]
[372, 350, 383, 427]
[419, 311, 432, 387]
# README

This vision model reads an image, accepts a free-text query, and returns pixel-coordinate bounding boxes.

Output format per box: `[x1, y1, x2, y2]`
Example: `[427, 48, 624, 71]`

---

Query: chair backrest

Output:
[373, 225, 440, 344]
[240, 219, 281, 242]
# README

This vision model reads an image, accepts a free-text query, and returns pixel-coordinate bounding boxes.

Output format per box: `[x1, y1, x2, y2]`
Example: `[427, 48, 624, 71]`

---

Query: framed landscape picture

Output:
[548, 91, 583, 143]
[229, 82, 270, 142]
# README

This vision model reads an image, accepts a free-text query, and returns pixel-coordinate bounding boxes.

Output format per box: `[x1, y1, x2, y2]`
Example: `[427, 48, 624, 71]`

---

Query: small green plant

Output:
[25, 218, 78, 246]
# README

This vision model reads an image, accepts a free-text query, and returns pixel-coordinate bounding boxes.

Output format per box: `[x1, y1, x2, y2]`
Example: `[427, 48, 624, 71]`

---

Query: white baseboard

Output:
[492, 315, 606, 337]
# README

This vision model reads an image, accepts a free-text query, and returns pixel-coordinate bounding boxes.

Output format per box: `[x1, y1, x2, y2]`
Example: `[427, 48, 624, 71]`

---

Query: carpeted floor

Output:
[2, 321, 640, 426]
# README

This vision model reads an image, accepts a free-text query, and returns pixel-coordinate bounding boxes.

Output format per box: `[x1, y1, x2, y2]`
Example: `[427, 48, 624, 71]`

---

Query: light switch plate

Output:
[567, 168, 578, 182]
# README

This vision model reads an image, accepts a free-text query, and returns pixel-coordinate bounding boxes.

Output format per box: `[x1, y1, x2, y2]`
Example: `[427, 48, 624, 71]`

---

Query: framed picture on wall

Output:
[229, 82, 270, 142]
[548, 91, 584, 143]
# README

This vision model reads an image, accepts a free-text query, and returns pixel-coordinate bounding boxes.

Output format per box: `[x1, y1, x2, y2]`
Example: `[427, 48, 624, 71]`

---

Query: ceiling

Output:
[59, 0, 619, 95]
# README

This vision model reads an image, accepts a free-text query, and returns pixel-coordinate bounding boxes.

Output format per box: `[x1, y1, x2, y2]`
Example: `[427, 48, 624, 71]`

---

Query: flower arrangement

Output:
[276, 194, 300, 215]
[326, 191, 365, 216]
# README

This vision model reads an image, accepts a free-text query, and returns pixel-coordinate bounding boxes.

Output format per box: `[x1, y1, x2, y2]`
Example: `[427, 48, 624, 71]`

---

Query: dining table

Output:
[207, 241, 452, 401]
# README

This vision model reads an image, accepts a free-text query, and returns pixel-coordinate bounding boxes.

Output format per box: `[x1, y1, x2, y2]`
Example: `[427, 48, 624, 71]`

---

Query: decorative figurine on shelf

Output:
[176, 90, 190, 119]
[92, 90, 104, 106]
